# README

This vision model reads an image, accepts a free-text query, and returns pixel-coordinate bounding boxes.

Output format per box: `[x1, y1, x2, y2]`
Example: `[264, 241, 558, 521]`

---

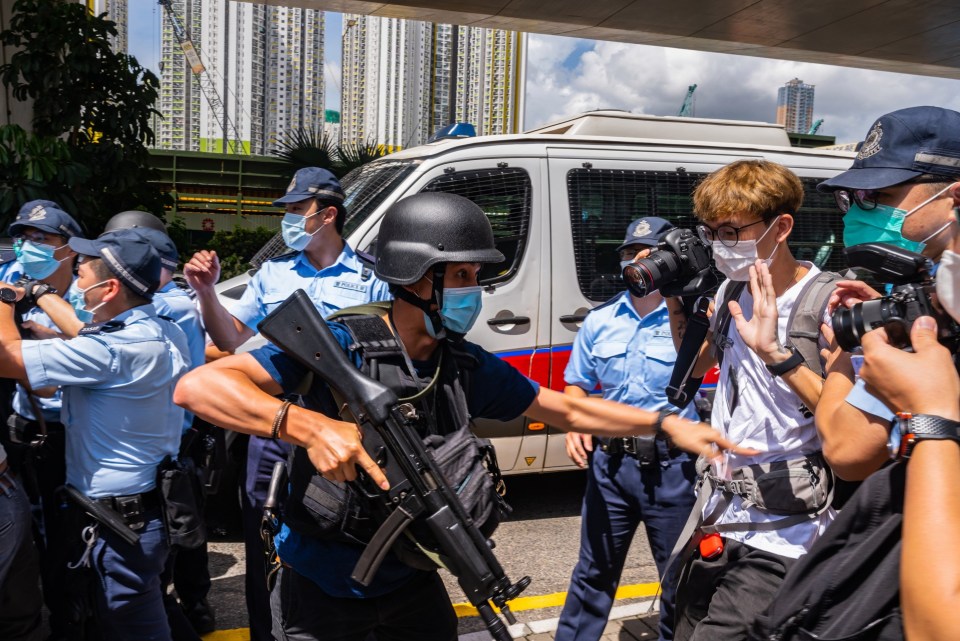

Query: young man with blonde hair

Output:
[666, 159, 836, 641]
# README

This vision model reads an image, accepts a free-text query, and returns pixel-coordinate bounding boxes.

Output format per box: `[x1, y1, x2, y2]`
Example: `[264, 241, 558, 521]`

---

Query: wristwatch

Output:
[892, 412, 960, 459]
[0, 288, 18, 304]
[766, 345, 804, 377]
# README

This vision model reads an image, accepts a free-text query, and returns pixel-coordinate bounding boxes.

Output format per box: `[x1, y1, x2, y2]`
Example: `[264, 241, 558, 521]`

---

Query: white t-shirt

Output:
[704, 262, 835, 559]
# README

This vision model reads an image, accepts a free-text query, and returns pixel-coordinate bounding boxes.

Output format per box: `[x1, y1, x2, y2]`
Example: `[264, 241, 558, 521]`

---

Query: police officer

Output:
[107, 214, 214, 637]
[0, 200, 76, 286]
[183, 167, 391, 641]
[0, 229, 190, 641]
[557, 217, 698, 641]
[2, 201, 83, 641]
[174, 192, 750, 641]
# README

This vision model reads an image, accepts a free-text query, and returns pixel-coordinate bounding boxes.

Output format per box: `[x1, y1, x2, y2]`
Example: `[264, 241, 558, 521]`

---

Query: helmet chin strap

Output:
[395, 263, 446, 338]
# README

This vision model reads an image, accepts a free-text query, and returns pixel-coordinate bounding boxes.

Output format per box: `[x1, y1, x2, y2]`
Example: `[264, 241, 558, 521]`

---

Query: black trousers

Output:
[673, 538, 795, 641]
[270, 566, 458, 641]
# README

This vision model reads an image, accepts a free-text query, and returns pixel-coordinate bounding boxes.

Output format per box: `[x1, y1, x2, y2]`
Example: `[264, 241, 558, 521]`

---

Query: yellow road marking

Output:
[452, 581, 660, 617]
[199, 581, 662, 638]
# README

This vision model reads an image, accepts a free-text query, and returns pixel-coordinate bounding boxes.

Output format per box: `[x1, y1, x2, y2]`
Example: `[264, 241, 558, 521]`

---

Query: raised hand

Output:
[183, 250, 222, 293]
[728, 259, 786, 364]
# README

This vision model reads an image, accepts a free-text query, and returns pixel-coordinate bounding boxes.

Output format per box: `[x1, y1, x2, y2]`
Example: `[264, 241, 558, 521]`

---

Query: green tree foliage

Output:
[273, 127, 390, 178]
[0, 0, 168, 233]
[206, 226, 276, 280]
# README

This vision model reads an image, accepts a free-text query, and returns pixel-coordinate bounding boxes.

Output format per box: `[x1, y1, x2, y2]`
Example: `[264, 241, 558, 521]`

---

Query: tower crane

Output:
[678, 84, 697, 117]
[808, 119, 824, 135]
[158, 0, 244, 154]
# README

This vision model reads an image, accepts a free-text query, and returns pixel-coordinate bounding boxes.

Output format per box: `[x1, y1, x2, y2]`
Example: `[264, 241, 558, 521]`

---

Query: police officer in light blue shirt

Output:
[182, 166, 391, 641]
[0, 229, 190, 641]
[556, 217, 698, 641]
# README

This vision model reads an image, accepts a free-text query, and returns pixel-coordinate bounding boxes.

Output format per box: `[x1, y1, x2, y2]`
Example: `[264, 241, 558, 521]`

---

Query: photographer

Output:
[664, 160, 836, 641]
[814, 106, 960, 482]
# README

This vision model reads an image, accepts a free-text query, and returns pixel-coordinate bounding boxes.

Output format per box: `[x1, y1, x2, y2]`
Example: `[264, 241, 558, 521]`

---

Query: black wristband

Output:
[766, 346, 804, 377]
[654, 408, 677, 440]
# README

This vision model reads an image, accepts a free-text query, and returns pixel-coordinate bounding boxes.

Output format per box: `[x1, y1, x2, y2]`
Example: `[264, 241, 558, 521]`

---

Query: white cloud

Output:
[523, 35, 960, 143]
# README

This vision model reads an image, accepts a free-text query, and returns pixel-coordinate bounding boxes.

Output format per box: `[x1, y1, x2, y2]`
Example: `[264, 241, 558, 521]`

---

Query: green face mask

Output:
[842, 203, 925, 253]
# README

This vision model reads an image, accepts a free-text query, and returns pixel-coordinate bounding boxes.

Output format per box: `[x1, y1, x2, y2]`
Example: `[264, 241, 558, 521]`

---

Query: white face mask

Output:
[711, 216, 781, 281]
[936, 249, 960, 323]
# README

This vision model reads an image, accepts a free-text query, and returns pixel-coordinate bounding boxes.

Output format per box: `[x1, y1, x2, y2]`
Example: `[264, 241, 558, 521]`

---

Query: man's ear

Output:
[321, 205, 338, 226]
[101, 278, 123, 303]
[775, 213, 795, 243]
[947, 182, 960, 208]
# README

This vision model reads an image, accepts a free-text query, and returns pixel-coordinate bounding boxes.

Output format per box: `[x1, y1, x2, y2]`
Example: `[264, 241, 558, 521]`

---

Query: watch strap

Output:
[766, 345, 804, 377]
[654, 408, 677, 440]
[896, 413, 960, 459]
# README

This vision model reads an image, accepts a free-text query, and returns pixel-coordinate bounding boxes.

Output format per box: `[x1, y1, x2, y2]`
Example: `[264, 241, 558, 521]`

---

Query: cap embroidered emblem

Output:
[632, 220, 652, 237]
[286, 177, 297, 193]
[858, 121, 883, 160]
[28, 205, 47, 221]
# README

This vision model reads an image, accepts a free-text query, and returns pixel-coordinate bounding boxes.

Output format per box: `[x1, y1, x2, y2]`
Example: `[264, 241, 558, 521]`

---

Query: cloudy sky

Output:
[128, 2, 960, 144]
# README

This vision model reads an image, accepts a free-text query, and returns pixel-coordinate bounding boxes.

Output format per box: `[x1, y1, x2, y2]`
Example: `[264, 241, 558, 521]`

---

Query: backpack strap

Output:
[786, 270, 847, 377]
[711, 280, 747, 369]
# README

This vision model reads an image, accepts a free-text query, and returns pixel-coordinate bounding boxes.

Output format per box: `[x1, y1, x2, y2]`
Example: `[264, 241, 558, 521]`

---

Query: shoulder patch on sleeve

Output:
[78, 320, 125, 335]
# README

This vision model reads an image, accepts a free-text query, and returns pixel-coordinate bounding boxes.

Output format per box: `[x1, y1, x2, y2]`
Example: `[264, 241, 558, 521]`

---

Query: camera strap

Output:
[667, 296, 712, 408]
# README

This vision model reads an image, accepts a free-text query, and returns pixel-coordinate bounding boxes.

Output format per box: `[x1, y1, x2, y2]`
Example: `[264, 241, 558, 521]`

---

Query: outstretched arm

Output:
[174, 353, 388, 488]
[183, 250, 255, 352]
[524, 386, 758, 460]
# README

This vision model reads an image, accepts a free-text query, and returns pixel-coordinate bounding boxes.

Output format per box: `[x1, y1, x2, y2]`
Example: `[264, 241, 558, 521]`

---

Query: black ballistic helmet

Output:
[374, 192, 504, 285]
[103, 211, 167, 235]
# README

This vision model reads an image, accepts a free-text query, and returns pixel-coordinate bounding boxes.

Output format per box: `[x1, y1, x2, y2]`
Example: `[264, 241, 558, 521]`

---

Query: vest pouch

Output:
[424, 427, 509, 537]
[156, 455, 207, 549]
[300, 474, 376, 546]
[735, 453, 832, 515]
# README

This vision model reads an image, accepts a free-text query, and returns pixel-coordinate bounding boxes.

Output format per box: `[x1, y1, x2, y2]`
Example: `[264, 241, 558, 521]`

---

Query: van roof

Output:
[387, 110, 855, 160]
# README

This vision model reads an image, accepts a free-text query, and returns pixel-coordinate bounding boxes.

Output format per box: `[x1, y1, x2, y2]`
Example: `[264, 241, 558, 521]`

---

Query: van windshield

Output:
[249, 159, 420, 269]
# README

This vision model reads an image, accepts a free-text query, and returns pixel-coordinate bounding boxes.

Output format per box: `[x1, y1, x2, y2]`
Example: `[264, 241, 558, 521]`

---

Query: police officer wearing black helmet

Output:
[175, 192, 751, 641]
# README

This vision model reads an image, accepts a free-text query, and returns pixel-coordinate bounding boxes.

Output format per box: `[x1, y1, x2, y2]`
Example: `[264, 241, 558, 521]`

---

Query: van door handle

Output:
[487, 316, 530, 326]
[559, 314, 587, 323]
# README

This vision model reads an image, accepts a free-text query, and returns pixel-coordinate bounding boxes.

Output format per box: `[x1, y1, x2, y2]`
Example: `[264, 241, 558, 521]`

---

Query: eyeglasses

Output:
[834, 177, 953, 213]
[12, 232, 58, 247]
[696, 217, 775, 247]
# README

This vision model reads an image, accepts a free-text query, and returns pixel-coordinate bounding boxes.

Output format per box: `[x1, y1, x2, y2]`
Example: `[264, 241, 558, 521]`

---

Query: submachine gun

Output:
[259, 290, 530, 641]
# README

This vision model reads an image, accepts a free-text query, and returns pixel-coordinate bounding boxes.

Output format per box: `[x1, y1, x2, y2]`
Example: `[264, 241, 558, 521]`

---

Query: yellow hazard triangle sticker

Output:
[524, 457, 536, 466]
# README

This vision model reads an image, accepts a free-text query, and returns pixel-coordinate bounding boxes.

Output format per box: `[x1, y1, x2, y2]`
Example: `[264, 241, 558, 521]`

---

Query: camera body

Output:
[831, 243, 960, 352]
[622, 227, 718, 298]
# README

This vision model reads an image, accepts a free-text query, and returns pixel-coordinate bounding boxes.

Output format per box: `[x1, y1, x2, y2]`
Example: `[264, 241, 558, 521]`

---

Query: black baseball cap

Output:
[273, 167, 345, 207]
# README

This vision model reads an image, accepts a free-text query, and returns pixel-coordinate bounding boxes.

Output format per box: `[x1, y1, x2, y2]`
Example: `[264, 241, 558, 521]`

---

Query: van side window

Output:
[421, 168, 531, 285]
[567, 169, 846, 302]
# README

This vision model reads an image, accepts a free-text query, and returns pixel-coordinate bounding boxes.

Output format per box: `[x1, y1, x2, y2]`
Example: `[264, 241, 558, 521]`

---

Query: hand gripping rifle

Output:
[258, 290, 530, 641]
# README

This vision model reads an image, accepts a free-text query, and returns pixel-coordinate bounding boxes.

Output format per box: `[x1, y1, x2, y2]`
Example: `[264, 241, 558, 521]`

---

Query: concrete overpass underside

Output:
[255, 0, 960, 79]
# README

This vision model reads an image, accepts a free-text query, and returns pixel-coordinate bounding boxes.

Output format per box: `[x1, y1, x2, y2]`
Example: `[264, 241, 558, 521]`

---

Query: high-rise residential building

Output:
[156, 1, 325, 154]
[90, 0, 128, 53]
[341, 16, 523, 150]
[776, 78, 815, 134]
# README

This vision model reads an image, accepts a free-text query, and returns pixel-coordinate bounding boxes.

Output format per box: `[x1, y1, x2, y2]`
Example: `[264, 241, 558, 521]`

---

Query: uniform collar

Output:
[294, 242, 361, 275]
[612, 290, 667, 322]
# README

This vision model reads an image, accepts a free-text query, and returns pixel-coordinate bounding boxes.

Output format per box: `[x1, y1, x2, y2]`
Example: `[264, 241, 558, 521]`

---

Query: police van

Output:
[217, 110, 856, 474]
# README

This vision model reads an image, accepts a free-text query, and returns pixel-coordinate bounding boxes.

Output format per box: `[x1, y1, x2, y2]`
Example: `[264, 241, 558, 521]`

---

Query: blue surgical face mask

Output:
[69, 280, 109, 323]
[424, 286, 484, 337]
[18, 240, 70, 280]
[281, 211, 326, 251]
[842, 204, 926, 253]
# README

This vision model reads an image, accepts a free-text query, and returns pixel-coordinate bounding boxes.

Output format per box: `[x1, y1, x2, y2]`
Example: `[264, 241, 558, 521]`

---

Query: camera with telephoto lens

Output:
[831, 242, 960, 352]
[622, 227, 718, 298]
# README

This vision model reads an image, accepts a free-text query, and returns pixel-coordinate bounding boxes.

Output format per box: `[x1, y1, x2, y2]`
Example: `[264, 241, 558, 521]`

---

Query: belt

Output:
[94, 489, 160, 517]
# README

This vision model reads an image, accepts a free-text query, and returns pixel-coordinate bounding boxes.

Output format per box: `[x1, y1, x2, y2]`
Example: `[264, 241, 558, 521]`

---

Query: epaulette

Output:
[355, 249, 376, 282]
[158, 315, 175, 323]
[586, 293, 623, 315]
[78, 320, 125, 335]
[0, 249, 17, 265]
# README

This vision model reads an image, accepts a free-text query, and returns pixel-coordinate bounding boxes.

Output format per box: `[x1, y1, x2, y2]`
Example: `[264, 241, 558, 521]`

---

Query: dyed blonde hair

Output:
[692, 159, 803, 223]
